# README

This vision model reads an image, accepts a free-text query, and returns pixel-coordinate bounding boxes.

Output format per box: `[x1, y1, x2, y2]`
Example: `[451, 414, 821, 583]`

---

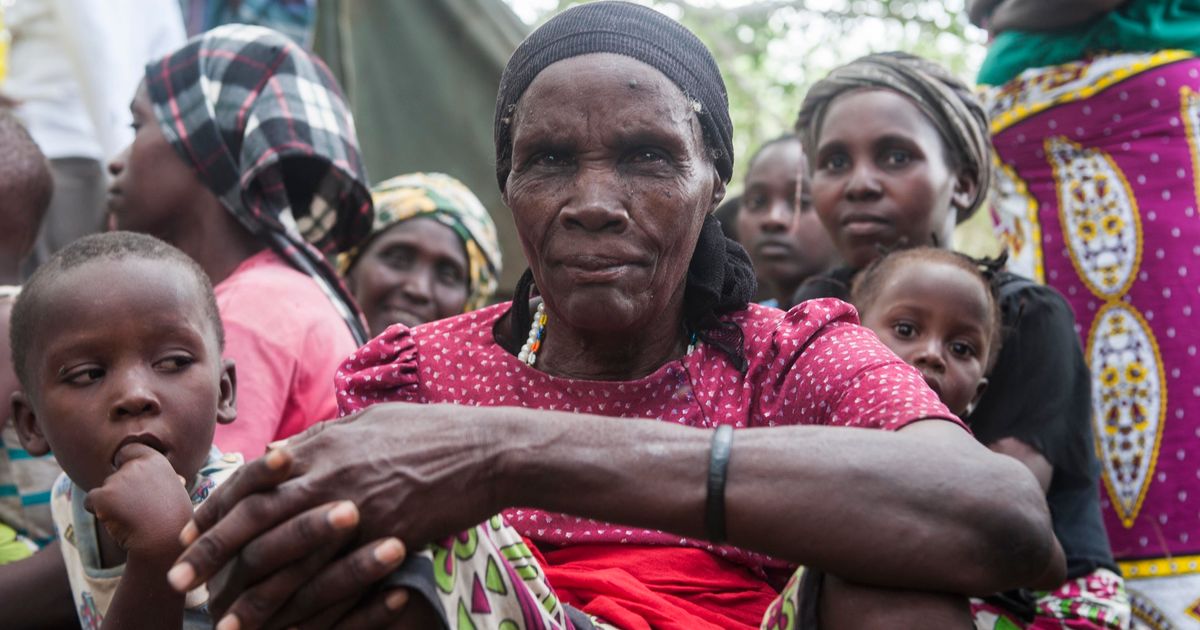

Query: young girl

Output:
[851, 247, 1002, 419]
[735, 135, 836, 309]
[796, 52, 1128, 628]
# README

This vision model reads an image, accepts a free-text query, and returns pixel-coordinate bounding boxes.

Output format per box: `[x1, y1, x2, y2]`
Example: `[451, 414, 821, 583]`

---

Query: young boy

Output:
[9, 232, 240, 629]
[0, 110, 57, 563]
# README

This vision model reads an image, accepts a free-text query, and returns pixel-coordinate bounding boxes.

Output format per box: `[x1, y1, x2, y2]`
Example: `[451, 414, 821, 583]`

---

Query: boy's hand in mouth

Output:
[86, 442, 193, 564]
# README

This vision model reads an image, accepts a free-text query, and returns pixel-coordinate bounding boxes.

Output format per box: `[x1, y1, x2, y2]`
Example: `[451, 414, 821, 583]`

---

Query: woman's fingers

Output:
[330, 590, 411, 630]
[169, 476, 328, 593]
[233, 501, 361, 589]
[264, 537, 408, 628]
[207, 502, 361, 623]
[184, 448, 294, 544]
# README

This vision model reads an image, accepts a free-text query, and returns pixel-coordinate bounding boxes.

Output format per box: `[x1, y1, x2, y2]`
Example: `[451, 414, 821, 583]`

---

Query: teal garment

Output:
[978, 0, 1200, 85]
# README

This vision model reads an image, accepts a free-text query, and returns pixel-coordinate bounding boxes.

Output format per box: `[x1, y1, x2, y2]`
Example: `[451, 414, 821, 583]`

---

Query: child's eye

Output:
[156, 355, 195, 371]
[892, 322, 916, 338]
[64, 366, 105, 385]
[950, 341, 977, 358]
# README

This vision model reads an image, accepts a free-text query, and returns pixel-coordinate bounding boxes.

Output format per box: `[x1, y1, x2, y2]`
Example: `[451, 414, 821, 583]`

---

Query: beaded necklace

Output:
[517, 302, 698, 367]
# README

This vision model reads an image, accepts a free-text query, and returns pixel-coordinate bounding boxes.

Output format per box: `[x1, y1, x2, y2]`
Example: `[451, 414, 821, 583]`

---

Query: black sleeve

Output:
[968, 275, 1094, 481]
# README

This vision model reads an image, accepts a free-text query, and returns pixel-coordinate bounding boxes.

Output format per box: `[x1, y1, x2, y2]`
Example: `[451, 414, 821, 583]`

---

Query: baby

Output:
[851, 246, 1002, 418]
[9, 232, 240, 629]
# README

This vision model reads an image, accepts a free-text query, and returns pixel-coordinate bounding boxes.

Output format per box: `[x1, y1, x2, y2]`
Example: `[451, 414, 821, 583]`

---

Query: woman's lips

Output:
[559, 255, 643, 283]
[841, 216, 891, 237]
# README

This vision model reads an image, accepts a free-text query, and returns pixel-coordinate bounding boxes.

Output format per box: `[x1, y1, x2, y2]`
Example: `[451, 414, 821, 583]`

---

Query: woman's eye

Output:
[629, 148, 666, 164]
[381, 248, 415, 270]
[533, 152, 572, 167]
[884, 150, 911, 166]
[892, 322, 916, 338]
[436, 264, 466, 286]
[823, 154, 849, 171]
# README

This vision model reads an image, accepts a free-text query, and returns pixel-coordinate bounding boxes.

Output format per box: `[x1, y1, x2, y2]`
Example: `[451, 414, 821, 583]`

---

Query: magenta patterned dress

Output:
[334, 299, 957, 629]
[986, 52, 1200, 628]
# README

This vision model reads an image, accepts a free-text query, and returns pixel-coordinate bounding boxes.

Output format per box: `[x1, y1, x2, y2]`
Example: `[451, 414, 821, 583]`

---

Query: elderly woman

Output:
[340, 173, 503, 335]
[167, 4, 1058, 629]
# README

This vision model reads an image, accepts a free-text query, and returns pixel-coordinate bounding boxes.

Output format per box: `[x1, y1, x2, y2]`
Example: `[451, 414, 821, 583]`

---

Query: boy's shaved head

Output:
[0, 112, 53, 258]
[10, 232, 224, 390]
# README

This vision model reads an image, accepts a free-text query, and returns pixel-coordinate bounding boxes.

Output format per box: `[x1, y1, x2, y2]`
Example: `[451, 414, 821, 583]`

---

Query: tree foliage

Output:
[506, 0, 986, 186]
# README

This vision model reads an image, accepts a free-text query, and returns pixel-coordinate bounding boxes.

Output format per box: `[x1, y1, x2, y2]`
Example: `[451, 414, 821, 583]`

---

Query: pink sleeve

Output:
[758, 300, 963, 431]
[213, 320, 293, 457]
[336, 324, 425, 416]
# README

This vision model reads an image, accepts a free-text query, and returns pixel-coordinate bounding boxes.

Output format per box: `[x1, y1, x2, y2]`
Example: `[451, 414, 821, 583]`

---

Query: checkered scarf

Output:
[340, 173, 503, 312]
[144, 24, 372, 344]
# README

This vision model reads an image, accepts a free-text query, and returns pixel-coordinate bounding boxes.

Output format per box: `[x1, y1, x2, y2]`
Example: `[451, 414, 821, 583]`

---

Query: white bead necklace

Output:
[517, 302, 699, 367]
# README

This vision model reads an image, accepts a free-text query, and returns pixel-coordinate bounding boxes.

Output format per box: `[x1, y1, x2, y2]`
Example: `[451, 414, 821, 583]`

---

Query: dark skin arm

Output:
[969, 0, 1128, 32]
[169, 403, 1058, 629]
[0, 543, 80, 628]
[86, 444, 194, 630]
[988, 437, 1066, 590]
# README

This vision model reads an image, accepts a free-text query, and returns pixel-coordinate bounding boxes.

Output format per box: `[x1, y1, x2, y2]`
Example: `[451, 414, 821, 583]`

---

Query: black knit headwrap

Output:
[494, 0, 755, 371]
[795, 51, 992, 223]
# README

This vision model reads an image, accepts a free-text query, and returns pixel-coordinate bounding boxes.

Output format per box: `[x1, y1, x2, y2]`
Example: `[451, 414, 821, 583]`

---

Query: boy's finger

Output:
[187, 448, 294, 540]
[262, 537, 407, 628]
[170, 479, 319, 593]
[329, 589, 410, 630]
[112, 442, 162, 468]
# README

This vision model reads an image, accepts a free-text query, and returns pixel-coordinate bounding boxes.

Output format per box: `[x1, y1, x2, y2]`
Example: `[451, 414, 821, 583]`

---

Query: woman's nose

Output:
[560, 168, 630, 233]
[398, 268, 434, 304]
[108, 146, 130, 177]
[844, 163, 882, 201]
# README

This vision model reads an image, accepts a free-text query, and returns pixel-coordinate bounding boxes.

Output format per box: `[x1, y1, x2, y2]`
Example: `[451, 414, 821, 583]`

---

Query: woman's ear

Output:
[216, 359, 237, 425]
[952, 167, 980, 224]
[11, 391, 50, 456]
[710, 168, 727, 212]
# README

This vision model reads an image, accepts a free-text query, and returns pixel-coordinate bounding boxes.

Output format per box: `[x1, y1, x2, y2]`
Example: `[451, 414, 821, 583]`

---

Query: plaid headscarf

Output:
[795, 51, 992, 222]
[144, 24, 372, 344]
[340, 173, 503, 312]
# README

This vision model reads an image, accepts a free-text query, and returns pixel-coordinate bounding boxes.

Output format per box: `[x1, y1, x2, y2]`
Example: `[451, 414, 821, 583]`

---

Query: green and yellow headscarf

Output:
[340, 173, 502, 312]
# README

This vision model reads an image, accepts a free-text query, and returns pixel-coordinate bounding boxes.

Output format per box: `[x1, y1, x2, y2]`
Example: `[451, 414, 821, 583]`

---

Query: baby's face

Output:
[859, 260, 992, 417]
[16, 257, 233, 492]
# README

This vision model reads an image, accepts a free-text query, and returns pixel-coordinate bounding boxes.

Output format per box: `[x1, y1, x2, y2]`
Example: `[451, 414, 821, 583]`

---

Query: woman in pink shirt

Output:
[166, 5, 1062, 629]
[106, 25, 371, 456]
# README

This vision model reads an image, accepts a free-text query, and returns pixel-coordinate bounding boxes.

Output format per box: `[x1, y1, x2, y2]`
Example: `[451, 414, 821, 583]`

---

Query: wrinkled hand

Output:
[85, 443, 193, 562]
[169, 403, 505, 629]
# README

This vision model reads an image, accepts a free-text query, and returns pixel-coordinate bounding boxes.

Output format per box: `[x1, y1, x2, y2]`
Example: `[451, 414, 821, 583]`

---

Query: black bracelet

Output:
[705, 424, 734, 543]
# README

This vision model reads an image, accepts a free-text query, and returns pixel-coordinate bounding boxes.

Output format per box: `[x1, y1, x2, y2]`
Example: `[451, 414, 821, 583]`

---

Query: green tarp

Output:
[315, 0, 528, 290]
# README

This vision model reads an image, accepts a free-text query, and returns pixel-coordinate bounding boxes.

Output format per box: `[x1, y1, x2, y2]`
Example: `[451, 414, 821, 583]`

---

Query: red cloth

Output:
[532, 543, 779, 630]
[213, 250, 357, 457]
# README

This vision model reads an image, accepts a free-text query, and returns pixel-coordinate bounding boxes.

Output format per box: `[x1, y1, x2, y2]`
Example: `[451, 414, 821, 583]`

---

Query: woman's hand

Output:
[168, 403, 505, 629]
